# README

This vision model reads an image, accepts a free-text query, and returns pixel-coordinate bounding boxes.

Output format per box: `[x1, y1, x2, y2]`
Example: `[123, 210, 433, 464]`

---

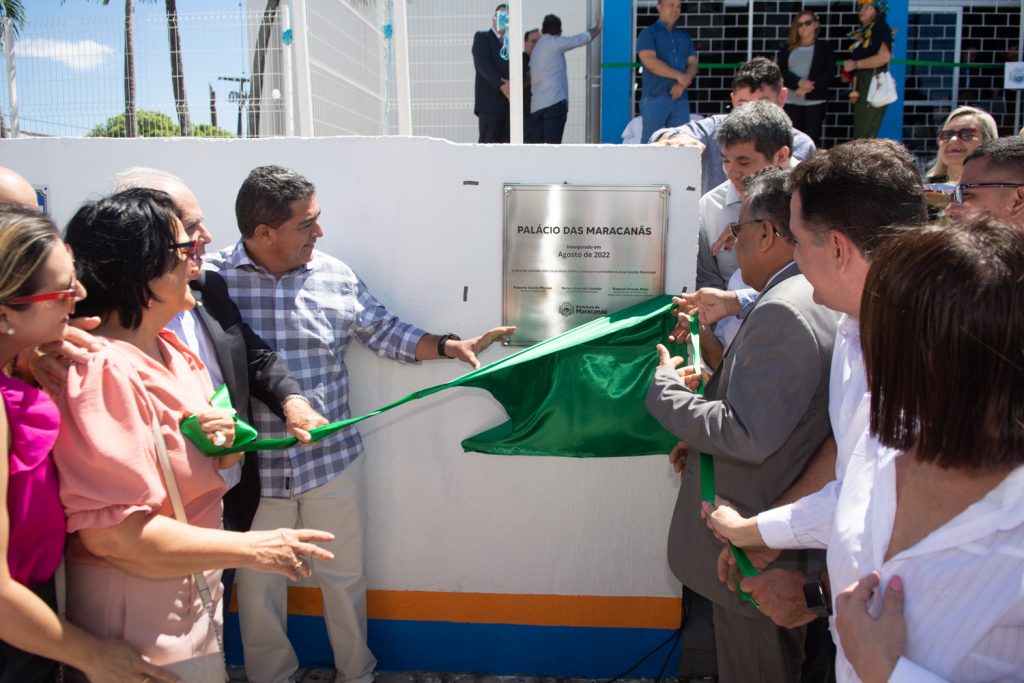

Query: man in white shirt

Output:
[527, 13, 600, 144]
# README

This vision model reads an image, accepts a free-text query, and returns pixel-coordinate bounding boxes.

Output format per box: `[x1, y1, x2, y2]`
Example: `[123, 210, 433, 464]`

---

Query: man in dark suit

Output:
[646, 168, 839, 682]
[472, 4, 511, 143]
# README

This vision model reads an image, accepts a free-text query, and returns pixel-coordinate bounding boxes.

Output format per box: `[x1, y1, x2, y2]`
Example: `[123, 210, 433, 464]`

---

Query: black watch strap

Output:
[437, 333, 461, 359]
[803, 576, 832, 619]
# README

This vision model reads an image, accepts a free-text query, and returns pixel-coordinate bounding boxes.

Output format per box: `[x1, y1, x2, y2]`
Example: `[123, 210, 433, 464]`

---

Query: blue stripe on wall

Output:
[879, 0, 909, 140]
[225, 615, 683, 677]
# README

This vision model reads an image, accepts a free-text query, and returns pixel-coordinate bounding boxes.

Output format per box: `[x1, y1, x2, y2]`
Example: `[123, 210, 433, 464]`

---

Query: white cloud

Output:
[16, 38, 115, 71]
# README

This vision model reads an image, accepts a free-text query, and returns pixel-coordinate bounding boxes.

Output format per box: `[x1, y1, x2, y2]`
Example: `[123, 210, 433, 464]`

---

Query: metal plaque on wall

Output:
[503, 184, 668, 345]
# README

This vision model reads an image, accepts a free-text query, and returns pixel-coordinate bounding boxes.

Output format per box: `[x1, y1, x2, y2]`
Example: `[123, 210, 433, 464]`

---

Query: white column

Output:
[4, 18, 18, 138]
[288, 0, 314, 137]
[508, 0, 524, 144]
[281, 3, 295, 137]
[393, 0, 413, 135]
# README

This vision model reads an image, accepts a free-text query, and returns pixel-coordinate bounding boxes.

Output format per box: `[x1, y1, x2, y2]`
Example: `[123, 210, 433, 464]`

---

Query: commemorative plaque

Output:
[503, 184, 668, 345]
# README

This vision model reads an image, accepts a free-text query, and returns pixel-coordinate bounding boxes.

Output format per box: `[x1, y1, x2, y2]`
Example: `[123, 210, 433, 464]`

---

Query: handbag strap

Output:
[145, 404, 225, 656]
[130, 364, 225, 659]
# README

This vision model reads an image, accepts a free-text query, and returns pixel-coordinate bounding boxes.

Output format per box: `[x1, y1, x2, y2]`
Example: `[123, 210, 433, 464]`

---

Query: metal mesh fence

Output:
[5, 1, 1017, 154]
[2, 11, 279, 138]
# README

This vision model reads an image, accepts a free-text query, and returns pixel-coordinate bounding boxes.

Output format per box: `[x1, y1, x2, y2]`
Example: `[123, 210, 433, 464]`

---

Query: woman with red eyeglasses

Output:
[55, 189, 332, 682]
[0, 206, 177, 682]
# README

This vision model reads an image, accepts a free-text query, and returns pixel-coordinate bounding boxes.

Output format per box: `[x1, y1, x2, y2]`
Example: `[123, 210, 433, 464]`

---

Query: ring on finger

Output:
[294, 559, 304, 571]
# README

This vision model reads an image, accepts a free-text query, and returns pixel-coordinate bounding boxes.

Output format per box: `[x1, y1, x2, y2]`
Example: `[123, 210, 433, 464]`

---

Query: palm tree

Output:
[0, 0, 26, 138]
[163, 0, 191, 136]
[93, 0, 191, 137]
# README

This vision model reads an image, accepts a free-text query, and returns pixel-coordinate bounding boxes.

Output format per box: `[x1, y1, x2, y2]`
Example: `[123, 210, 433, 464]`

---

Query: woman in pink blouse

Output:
[57, 189, 334, 682]
[0, 206, 177, 682]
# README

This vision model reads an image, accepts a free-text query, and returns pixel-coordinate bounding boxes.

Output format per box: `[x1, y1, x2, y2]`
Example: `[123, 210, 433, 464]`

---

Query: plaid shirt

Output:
[203, 241, 425, 498]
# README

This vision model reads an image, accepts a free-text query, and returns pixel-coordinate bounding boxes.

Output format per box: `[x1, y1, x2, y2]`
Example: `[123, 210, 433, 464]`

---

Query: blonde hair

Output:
[927, 106, 1000, 180]
[788, 11, 818, 51]
[0, 206, 61, 307]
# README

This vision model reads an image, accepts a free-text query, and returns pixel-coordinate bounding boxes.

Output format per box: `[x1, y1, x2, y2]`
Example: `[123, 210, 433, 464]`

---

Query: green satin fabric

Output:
[690, 315, 760, 605]
[181, 295, 684, 458]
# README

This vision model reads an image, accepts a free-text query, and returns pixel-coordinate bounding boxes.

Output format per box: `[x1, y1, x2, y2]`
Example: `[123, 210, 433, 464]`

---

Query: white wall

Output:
[7, 135, 701, 599]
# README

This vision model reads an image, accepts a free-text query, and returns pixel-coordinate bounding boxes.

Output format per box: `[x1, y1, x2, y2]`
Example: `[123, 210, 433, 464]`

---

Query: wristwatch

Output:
[437, 333, 461, 359]
[803, 574, 832, 619]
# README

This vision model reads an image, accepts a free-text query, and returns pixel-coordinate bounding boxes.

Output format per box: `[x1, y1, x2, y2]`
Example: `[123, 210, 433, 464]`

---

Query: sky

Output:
[6, 0, 262, 136]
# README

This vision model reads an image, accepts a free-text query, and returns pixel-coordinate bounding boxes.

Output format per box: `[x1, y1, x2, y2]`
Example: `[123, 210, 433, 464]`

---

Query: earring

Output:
[0, 316, 13, 336]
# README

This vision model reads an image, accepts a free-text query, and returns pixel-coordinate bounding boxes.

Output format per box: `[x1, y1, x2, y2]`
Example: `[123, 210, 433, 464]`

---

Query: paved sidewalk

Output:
[227, 668, 708, 683]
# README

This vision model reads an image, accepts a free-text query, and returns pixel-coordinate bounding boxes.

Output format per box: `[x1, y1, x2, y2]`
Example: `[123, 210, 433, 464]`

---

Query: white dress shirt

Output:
[758, 314, 869, 548]
[165, 306, 240, 489]
[829, 439, 1024, 682]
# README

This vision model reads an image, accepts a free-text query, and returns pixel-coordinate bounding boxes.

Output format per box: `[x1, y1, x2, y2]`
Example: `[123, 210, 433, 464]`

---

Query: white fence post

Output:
[289, 0, 315, 137]
[4, 17, 18, 138]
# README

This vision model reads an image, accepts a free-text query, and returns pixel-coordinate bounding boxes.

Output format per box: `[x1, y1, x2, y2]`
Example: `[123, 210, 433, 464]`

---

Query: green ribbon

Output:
[688, 314, 760, 607]
[182, 295, 684, 458]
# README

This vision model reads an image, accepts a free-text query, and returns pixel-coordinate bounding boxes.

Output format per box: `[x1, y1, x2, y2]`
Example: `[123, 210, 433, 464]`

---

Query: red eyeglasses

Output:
[3, 284, 78, 306]
[170, 239, 201, 262]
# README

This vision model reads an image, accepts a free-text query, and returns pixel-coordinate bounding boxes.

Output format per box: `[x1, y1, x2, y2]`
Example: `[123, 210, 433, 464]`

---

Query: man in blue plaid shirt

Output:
[204, 165, 513, 683]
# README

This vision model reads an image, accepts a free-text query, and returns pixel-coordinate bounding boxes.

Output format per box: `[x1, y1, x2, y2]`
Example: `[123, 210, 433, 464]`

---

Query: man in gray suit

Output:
[646, 168, 839, 681]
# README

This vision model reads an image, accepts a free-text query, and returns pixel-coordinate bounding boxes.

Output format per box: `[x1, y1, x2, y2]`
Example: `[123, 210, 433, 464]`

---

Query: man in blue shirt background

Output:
[637, 0, 698, 144]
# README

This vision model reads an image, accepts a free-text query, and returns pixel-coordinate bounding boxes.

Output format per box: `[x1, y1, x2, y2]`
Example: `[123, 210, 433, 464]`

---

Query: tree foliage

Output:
[89, 109, 233, 138]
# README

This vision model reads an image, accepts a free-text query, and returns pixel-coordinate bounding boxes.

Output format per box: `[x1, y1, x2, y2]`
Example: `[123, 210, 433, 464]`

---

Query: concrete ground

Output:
[227, 668, 709, 683]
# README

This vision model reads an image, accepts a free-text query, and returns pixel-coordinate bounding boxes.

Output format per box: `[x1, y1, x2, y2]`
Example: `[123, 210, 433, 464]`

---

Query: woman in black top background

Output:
[778, 11, 834, 146]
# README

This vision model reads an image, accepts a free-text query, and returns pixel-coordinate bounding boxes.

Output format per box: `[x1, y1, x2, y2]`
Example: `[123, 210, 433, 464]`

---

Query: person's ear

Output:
[253, 224, 275, 244]
[1006, 186, 1024, 223]
[772, 146, 791, 167]
[777, 87, 789, 107]
[759, 220, 778, 251]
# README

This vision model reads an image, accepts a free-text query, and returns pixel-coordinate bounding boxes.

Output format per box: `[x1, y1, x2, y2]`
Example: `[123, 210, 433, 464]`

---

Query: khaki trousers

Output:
[237, 457, 376, 683]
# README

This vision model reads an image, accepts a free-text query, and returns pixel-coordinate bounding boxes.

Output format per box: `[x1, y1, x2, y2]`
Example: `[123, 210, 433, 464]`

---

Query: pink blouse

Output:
[1, 372, 65, 587]
[53, 330, 226, 564]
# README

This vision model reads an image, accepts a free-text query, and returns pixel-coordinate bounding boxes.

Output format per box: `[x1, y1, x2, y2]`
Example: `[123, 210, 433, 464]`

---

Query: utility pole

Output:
[209, 84, 218, 129]
[218, 75, 250, 137]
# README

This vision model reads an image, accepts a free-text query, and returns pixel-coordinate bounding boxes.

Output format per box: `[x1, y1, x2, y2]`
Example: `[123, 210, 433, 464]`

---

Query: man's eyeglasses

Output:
[170, 239, 201, 262]
[951, 182, 1024, 205]
[727, 218, 768, 238]
[938, 127, 979, 142]
[3, 283, 78, 306]
[796, 19, 815, 27]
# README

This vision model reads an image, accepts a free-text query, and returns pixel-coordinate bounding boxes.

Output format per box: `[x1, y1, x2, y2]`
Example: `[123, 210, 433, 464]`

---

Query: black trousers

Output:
[784, 102, 828, 147]
[477, 110, 510, 143]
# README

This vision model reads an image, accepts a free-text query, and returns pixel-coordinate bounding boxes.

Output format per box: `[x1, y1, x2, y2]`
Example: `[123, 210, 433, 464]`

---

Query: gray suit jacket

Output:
[646, 262, 838, 616]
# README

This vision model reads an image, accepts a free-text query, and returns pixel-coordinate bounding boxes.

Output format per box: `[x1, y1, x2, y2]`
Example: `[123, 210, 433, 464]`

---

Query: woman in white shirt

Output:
[707, 217, 1024, 682]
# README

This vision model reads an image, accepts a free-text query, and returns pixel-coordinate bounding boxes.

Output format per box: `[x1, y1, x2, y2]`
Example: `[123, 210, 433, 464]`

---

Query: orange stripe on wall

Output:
[255, 588, 680, 630]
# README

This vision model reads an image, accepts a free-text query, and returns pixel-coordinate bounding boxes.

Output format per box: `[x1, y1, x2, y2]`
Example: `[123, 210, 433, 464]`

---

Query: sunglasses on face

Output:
[938, 127, 979, 142]
[951, 182, 1024, 205]
[170, 239, 201, 262]
[3, 282, 78, 306]
[797, 19, 815, 27]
